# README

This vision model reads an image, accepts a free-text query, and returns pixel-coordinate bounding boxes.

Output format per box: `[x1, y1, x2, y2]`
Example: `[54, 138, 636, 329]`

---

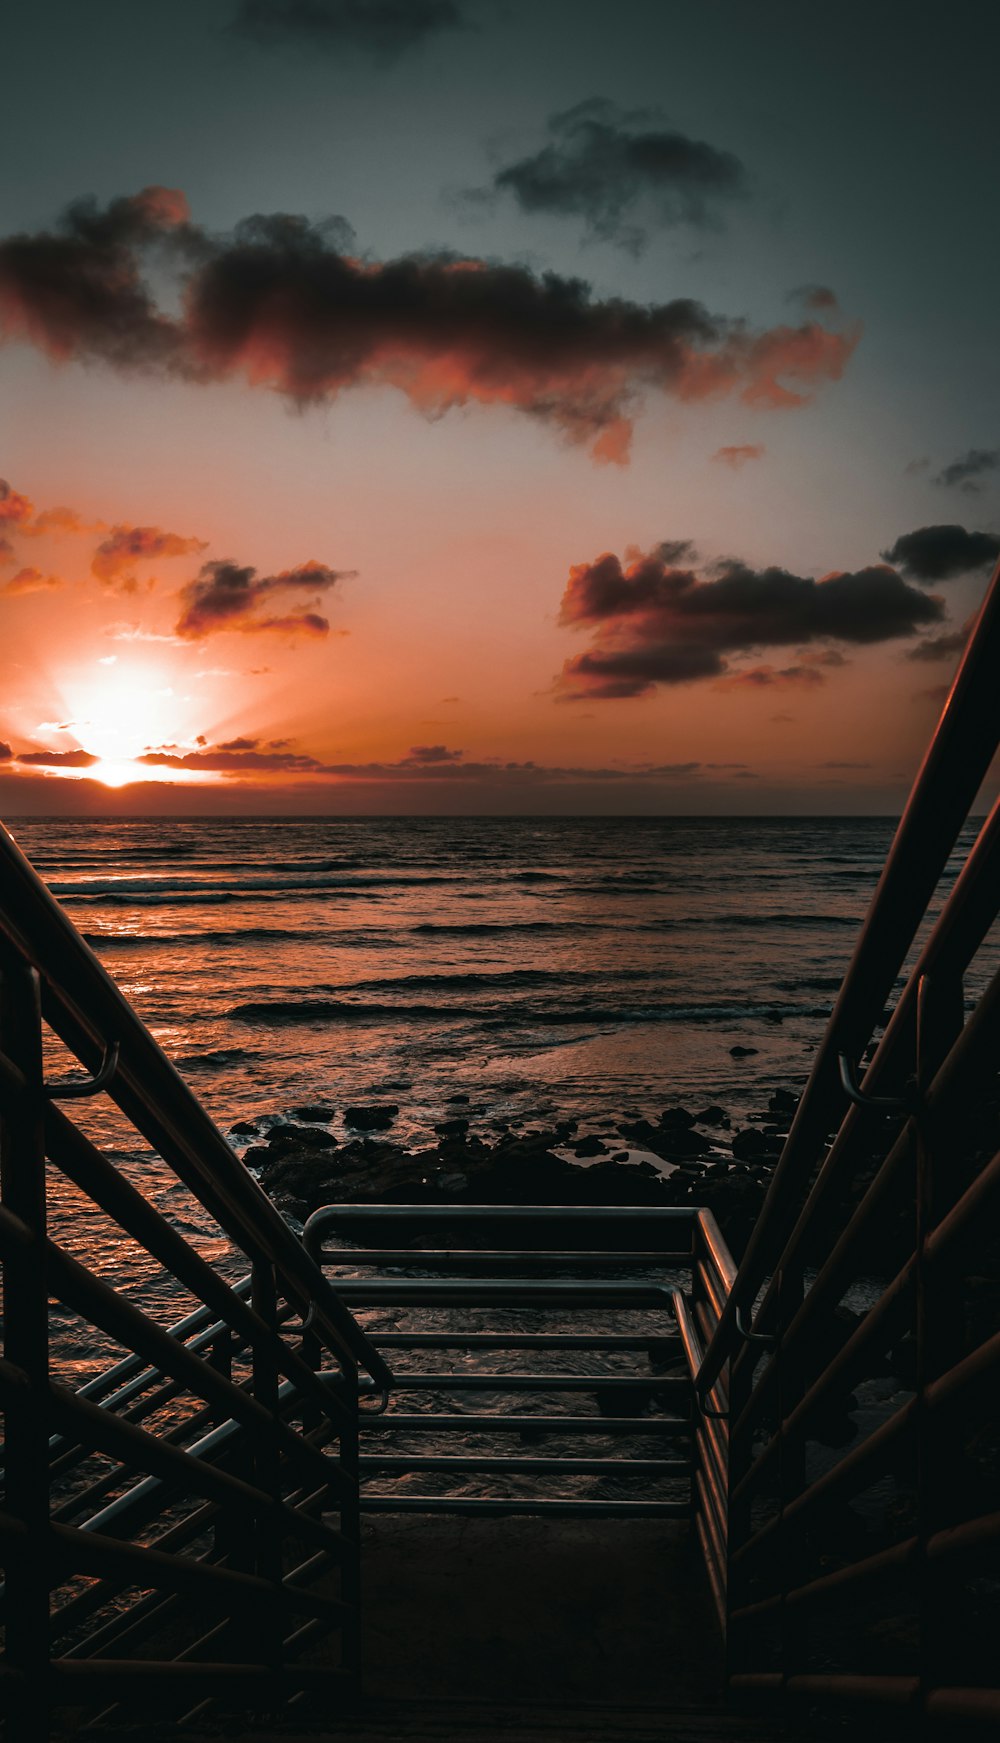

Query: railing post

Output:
[913, 972, 964, 1726]
[338, 1356, 363, 1697]
[1, 953, 51, 1743]
[251, 1259, 284, 1687]
[773, 1262, 807, 1691]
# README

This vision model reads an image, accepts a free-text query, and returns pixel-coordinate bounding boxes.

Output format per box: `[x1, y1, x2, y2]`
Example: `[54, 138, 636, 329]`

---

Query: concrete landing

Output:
[85, 1519, 812, 1741]
[360, 1515, 722, 1709]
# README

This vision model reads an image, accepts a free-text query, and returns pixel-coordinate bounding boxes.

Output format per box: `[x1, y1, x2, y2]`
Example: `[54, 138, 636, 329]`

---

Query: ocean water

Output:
[8, 812, 981, 1393]
[14, 813, 914, 1141]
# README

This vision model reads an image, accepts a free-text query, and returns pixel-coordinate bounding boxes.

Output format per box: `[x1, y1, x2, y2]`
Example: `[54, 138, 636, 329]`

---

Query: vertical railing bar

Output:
[251, 1260, 284, 1689]
[1, 958, 52, 1743]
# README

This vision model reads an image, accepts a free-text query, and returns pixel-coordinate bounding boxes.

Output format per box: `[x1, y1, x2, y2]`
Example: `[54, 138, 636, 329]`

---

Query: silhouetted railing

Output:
[679, 556, 1000, 1728]
[0, 824, 390, 1739]
[304, 1203, 734, 1518]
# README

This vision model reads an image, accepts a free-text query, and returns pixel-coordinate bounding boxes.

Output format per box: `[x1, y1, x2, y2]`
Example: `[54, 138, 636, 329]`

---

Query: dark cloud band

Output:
[0, 188, 859, 464]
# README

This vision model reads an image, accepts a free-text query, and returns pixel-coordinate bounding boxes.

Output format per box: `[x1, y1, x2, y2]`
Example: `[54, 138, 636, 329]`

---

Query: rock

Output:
[611, 1150, 630, 1162]
[730, 1045, 758, 1058]
[290, 1104, 335, 1122]
[694, 1106, 729, 1126]
[242, 1145, 273, 1169]
[573, 1135, 607, 1158]
[229, 1119, 259, 1136]
[660, 1107, 695, 1128]
[732, 1128, 771, 1161]
[446, 1093, 470, 1104]
[268, 1122, 338, 1150]
[768, 1088, 799, 1114]
[434, 1118, 470, 1137]
[344, 1104, 399, 1131]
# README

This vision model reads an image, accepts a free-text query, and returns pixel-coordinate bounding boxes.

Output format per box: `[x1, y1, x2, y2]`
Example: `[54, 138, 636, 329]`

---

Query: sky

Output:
[1, 0, 998, 816]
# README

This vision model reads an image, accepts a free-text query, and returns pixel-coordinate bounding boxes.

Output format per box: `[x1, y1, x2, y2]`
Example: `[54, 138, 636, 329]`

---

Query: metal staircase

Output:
[1, 549, 1000, 1737]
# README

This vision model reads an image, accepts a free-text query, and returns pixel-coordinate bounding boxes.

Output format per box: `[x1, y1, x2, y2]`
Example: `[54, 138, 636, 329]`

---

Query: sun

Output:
[43, 660, 217, 787]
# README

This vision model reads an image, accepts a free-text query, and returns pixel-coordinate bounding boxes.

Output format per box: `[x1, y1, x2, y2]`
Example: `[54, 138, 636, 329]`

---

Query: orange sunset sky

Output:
[2, 2, 998, 815]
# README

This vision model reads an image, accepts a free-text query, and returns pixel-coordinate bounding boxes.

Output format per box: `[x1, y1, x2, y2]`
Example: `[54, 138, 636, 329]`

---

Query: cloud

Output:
[0, 537, 13, 566]
[0, 478, 33, 526]
[403, 744, 464, 763]
[714, 662, 827, 691]
[904, 622, 972, 662]
[474, 98, 748, 252]
[821, 760, 871, 769]
[139, 744, 325, 773]
[230, 0, 466, 61]
[881, 524, 1000, 581]
[712, 443, 764, 469]
[137, 737, 751, 786]
[1, 565, 61, 596]
[933, 448, 1000, 494]
[0, 188, 860, 465]
[17, 748, 99, 767]
[0, 742, 11, 761]
[91, 524, 207, 586]
[0, 479, 103, 546]
[788, 285, 839, 313]
[556, 544, 944, 699]
[174, 557, 352, 638]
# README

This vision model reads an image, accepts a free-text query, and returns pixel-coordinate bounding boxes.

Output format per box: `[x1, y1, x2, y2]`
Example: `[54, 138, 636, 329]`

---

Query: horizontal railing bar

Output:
[363, 1414, 690, 1434]
[318, 1248, 693, 1268]
[695, 1256, 727, 1329]
[358, 1497, 691, 1516]
[46, 1383, 349, 1559]
[46, 1112, 353, 1436]
[33, 1229, 352, 1499]
[730, 1538, 915, 1625]
[698, 557, 1000, 1394]
[733, 962, 1000, 1446]
[695, 1512, 726, 1635]
[63, 1394, 345, 1551]
[378, 1373, 688, 1391]
[696, 1458, 727, 1558]
[35, 1515, 351, 1622]
[782, 1675, 921, 1707]
[733, 1394, 915, 1551]
[307, 1203, 699, 1225]
[671, 1290, 728, 1418]
[322, 1281, 678, 1305]
[694, 1209, 738, 1294]
[11, 1660, 353, 1696]
[694, 1469, 728, 1583]
[732, 792, 1000, 1385]
[358, 1455, 689, 1476]
[738, 1289, 1000, 1518]
[370, 1332, 683, 1351]
[926, 1689, 1000, 1722]
[72, 1282, 252, 1408]
[49, 1499, 221, 1646]
[728, 1674, 920, 1707]
[0, 827, 391, 1386]
[698, 1411, 729, 1518]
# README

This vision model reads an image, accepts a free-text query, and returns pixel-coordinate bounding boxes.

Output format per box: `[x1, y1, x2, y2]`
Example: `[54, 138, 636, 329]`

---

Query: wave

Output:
[83, 926, 339, 949]
[229, 996, 828, 1028]
[410, 920, 604, 935]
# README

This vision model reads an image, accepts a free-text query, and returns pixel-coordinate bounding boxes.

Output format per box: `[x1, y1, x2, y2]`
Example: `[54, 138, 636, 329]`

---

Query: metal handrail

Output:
[0, 819, 390, 1391]
[698, 553, 1000, 1391]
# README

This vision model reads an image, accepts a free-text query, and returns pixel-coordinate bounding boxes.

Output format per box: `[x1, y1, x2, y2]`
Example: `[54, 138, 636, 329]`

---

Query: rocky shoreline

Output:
[232, 1088, 807, 1258]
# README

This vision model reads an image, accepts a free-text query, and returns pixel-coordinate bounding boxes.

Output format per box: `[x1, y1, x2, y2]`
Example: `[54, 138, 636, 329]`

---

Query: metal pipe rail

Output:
[676, 554, 1000, 1733]
[303, 1202, 703, 1519]
[0, 825, 391, 1739]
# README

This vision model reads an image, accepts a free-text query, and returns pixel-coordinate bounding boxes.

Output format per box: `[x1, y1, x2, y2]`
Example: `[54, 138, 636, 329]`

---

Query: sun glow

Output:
[57, 663, 182, 763]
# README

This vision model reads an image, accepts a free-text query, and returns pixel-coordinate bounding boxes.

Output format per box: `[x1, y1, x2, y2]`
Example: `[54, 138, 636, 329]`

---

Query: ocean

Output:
[9, 811, 978, 1388]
